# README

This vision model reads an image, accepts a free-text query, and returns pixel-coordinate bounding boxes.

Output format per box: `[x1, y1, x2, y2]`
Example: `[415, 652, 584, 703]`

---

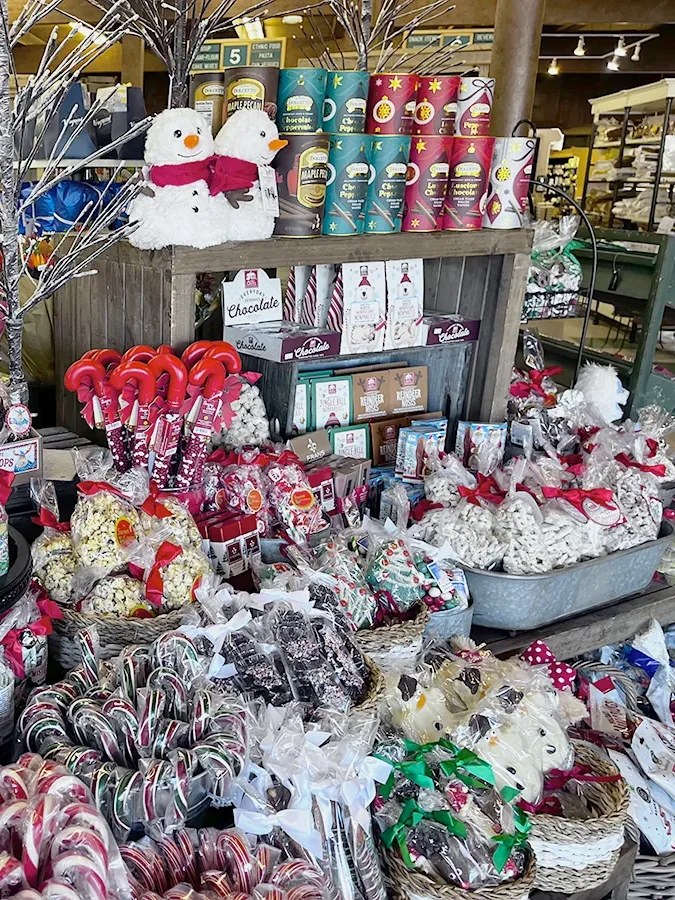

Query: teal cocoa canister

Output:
[322, 70, 369, 134]
[323, 134, 372, 235]
[364, 135, 411, 233]
[277, 68, 327, 133]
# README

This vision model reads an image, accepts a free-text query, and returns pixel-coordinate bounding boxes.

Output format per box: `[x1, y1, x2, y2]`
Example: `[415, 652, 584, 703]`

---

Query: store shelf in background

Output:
[18, 159, 144, 168]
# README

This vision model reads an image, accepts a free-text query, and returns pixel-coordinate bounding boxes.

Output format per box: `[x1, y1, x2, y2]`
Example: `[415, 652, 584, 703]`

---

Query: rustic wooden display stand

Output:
[54, 230, 532, 435]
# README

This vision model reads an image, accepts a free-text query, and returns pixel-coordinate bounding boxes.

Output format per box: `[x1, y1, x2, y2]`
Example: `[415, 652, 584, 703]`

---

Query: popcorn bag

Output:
[30, 478, 78, 605]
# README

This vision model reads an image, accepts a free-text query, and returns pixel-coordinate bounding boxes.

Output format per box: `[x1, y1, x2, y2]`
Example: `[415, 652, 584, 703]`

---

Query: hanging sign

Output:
[192, 38, 286, 72]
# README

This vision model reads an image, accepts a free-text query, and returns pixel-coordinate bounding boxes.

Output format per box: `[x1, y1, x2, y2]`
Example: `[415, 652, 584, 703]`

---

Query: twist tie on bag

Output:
[141, 482, 173, 519]
[541, 486, 617, 517]
[30, 508, 71, 533]
[78, 480, 127, 499]
[457, 474, 506, 507]
[146, 541, 184, 607]
[615, 453, 667, 478]
[381, 797, 468, 868]
[233, 806, 323, 858]
[491, 805, 531, 872]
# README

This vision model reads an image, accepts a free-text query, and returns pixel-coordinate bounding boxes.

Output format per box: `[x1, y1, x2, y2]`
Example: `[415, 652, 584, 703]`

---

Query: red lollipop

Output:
[203, 341, 242, 375]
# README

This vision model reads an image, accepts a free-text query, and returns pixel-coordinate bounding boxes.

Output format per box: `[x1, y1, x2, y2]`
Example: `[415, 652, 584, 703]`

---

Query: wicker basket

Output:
[354, 605, 429, 670]
[355, 653, 386, 713]
[629, 843, 675, 900]
[49, 607, 186, 668]
[529, 740, 629, 892]
[386, 845, 536, 900]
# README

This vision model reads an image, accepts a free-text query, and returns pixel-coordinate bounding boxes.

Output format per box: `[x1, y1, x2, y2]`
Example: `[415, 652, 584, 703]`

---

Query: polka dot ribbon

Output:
[520, 639, 577, 691]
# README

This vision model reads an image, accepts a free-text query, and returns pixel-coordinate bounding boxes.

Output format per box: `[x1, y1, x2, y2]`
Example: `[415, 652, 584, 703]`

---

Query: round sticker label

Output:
[582, 498, 622, 527]
[291, 488, 314, 510]
[247, 488, 263, 513]
[115, 516, 136, 547]
[5, 403, 31, 438]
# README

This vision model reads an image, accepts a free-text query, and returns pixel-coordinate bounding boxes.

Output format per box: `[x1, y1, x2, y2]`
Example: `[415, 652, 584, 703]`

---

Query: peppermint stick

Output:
[137, 688, 166, 757]
[76, 624, 102, 683]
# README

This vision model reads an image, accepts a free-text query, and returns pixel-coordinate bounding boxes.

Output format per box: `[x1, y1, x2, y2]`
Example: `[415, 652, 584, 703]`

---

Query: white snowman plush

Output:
[212, 109, 288, 241]
[128, 107, 227, 250]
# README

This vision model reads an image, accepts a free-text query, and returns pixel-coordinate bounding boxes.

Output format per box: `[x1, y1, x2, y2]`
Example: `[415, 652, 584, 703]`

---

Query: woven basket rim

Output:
[354, 604, 430, 653]
[387, 844, 536, 900]
[530, 740, 629, 841]
[53, 605, 186, 631]
[355, 653, 386, 712]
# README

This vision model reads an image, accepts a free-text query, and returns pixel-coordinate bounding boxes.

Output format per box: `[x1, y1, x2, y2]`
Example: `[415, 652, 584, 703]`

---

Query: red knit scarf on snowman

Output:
[148, 155, 259, 194]
[149, 156, 216, 187]
[209, 156, 259, 195]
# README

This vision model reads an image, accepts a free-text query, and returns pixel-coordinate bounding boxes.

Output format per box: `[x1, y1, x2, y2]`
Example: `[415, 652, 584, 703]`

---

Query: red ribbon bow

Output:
[30, 508, 70, 533]
[543, 764, 621, 792]
[520, 639, 577, 691]
[1, 617, 53, 679]
[141, 482, 173, 520]
[509, 366, 562, 403]
[541, 485, 616, 517]
[145, 541, 184, 607]
[77, 480, 127, 499]
[0, 470, 15, 507]
[410, 499, 445, 521]
[615, 453, 667, 478]
[517, 796, 564, 816]
[457, 474, 506, 507]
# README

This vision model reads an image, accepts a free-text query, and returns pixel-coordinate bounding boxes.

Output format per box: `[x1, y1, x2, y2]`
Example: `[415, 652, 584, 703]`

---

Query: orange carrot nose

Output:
[184, 134, 200, 150]
[268, 138, 288, 152]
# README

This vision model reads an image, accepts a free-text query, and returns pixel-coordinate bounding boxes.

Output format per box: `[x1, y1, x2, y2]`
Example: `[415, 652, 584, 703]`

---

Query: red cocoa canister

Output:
[366, 73, 418, 135]
[442, 136, 495, 231]
[413, 75, 461, 135]
[402, 136, 451, 232]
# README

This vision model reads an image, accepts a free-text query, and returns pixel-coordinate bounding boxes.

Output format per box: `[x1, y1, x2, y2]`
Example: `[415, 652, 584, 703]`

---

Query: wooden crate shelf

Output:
[54, 230, 533, 437]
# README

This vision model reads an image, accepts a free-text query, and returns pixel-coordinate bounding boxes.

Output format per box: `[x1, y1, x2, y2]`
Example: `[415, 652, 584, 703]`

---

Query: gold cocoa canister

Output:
[222, 66, 280, 121]
[273, 133, 330, 237]
[189, 73, 225, 135]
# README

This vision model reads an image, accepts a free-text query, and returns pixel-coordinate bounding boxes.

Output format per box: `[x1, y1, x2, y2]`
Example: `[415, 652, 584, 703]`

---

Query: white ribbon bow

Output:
[233, 807, 323, 858]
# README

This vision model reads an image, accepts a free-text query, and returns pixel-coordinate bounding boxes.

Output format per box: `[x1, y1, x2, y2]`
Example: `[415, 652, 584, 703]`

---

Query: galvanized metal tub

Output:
[466, 521, 674, 631]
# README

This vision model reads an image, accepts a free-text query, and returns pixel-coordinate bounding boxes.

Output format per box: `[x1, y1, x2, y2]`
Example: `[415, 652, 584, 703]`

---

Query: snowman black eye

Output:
[197, 127, 201, 135]
[174, 130, 182, 138]
[260, 130, 266, 138]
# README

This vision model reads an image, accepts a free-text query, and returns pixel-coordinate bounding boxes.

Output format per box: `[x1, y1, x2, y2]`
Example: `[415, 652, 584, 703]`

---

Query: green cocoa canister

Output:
[222, 66, 280, 121]
[273, 132, 330, 237]
[364, 135, 411, 233]
[277, 68, 328, 133]
[323, 134, 372, 235]
[322, 70, 369, 134]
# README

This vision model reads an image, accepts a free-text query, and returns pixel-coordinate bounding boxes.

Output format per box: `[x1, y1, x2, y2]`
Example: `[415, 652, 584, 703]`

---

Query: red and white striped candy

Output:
[200, 870, 232, 898]
[51, 826, 109, 875]
[13, 891, 42, 899]
[0, 852, 25, 894]
[59, 802, 110, 847]
[0, 800, 28, 831]
[42, 880, 81, 900]
[0, 765, 29, 801]
[286, 886, 324, 900]
[39, 774, 92, 804]
[270, 861, 325, 890]
[217, 830, 255, 894]
[23, 794, 61, 887]
[52, 852, 107, 900]
[120, 844, 159, 891]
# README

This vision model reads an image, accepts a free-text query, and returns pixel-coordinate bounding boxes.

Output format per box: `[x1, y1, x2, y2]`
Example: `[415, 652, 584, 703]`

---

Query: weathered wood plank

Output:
[475, 582, 675, 660]
[172, 230, 534, 275]
[478, 249, 530, 422]
[169, 274, 197, 352]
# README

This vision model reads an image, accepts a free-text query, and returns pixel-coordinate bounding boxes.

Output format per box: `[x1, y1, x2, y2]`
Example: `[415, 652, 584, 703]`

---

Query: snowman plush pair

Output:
[128, 107, 287, 250]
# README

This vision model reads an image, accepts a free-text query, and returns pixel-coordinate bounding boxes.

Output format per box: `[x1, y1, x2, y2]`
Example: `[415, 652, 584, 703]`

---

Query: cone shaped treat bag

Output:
[402, 135, 450, 232]
[484, 137, 537, 229]
[277, 68, 328, 133]
[442, 136, 495, 230]
[455, 77, 495, 137]
[366, 73, 418, 135]
[323, 134, 372, 235]
[323, 71, 369, 133]
[414, 75, 461, 135]
[364, 135, 411, 233]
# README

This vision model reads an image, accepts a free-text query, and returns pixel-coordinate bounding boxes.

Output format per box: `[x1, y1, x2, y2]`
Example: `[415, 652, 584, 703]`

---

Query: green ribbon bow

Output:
[438, 745, 496, 790]
[490, 804, 531, 872]
[377, 738, 498, 799]
[381, 797, 469, 868]
[376, 753, 435, 800]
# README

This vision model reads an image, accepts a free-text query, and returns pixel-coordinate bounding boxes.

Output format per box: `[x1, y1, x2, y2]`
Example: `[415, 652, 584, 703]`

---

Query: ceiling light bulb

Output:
[607, 54, 620, 71]
[282, 14, 303, 24]
[547, 58, 560, 76]
[632, 43, 641, 62]
[615, 36, 627, 57]
[574, 36, 586, 56]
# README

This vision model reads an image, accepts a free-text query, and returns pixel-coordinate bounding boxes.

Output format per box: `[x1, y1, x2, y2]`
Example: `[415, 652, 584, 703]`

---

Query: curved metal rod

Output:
[527, 178, 599, 382]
